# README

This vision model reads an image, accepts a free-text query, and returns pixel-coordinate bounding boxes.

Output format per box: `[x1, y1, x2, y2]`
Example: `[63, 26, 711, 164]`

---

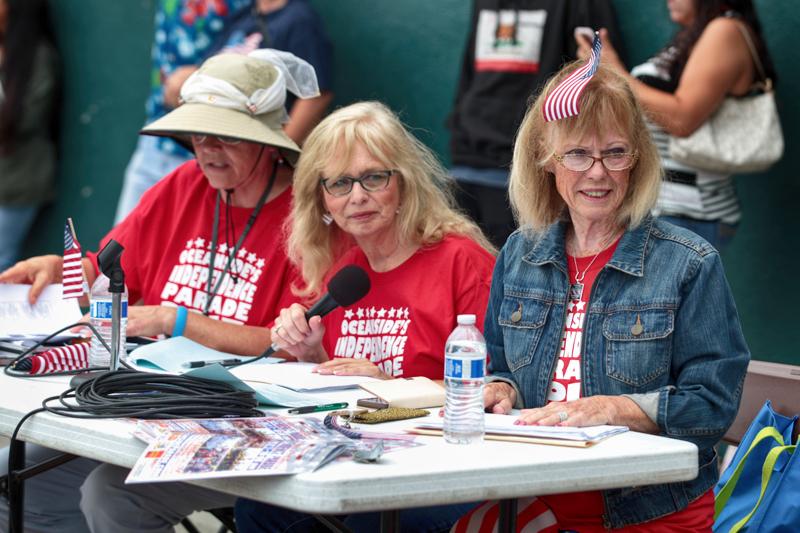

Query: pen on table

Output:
[182, 358, 243, 369]
[287, 402, 349, 415]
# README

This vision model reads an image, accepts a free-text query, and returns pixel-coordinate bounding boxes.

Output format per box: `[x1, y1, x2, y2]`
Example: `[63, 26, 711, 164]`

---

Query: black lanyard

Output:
[204, 157, 279, 315]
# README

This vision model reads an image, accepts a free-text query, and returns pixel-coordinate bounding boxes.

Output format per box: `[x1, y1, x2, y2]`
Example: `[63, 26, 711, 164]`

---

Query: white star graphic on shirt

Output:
[387, 308, 396, 318]
[186, 239, 194, 248]
[218, 243, 228, 254]
[238, 248, 247, 258]
[377, 307, 387, 318]
[356, 307, 364, 319]
[403, 308, 410, 319]
[194, 238, 205, 248]
[344, 309, 354, 319]
[247, 253, 257, 263]
[575, 301, 586, 311]
[256, 258, 265, 268]
[369, 307, 377, 317]
[568, 301, 575, 312]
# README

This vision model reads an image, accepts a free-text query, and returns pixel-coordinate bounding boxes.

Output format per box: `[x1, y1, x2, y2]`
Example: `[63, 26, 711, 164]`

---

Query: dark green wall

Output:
[33, 0, 798, 363]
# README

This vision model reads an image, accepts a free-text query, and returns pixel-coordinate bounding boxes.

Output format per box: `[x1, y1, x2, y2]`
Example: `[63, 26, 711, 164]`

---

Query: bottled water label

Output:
[90, 300, 128, 320]
[445, 356, 485, 379]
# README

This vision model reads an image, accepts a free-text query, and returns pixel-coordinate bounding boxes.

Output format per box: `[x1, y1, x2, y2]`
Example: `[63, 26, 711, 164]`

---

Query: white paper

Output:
[418, 414, 628, 442]
[0, 284, 83, 339]
[232, 361, 379, 392]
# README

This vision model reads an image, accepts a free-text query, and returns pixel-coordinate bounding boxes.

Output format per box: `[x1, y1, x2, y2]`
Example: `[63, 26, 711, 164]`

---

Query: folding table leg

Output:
[497, 498, 518, 533]
[8, 439, 25, 533]
[379, 509, 400, 533]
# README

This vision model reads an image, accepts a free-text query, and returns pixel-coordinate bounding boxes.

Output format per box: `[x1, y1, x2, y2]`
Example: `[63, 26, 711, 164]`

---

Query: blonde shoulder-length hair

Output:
[288, 101, 495, 299]
[509, 62, 662, 232]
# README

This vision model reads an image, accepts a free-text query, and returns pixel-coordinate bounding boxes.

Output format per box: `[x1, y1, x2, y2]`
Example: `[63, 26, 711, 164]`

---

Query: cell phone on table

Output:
[357, 397, 389, 409]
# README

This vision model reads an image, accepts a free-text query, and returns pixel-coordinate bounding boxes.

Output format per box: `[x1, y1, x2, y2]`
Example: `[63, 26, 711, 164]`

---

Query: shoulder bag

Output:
[669, 22, 783, 174]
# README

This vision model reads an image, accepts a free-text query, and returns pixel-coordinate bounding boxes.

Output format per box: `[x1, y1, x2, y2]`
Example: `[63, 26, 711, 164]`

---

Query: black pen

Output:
[287, 402, 348, 414]
[182, 358, 243, 368]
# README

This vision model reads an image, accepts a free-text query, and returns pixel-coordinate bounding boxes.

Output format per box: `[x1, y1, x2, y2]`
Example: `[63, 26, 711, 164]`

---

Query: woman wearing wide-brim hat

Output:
[0, 50, 320, 531]
[1, 49, 320, 356]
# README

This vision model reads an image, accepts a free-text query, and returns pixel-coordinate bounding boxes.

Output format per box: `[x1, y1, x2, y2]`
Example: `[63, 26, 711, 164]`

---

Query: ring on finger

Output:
[558, 411, 568, 423]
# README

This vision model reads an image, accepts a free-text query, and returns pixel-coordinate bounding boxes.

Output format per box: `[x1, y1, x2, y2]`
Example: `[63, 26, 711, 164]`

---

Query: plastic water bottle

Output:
[443, 314, 486, 444]
[88, 274, 128, 368]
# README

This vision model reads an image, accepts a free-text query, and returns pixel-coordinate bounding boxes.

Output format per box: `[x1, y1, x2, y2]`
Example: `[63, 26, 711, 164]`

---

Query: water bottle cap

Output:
[456, 314, 476, 325]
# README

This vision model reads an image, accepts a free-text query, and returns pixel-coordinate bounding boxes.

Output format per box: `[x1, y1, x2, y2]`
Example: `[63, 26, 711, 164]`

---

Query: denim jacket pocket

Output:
[603, 308, 674, 387]
[499, 295, 550, 372]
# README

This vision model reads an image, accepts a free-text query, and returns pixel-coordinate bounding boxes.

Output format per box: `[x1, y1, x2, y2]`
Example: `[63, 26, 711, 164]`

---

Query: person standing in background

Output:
[0, 0, 60, 271]
[115, 0, 334, 223]
[448, 0, 622, 249]
[581, 0, 778, 250]
[114, 0, 250, 224]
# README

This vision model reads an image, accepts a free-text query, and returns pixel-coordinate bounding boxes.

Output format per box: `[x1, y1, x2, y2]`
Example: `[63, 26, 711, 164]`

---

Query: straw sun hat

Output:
[141, 49, 320, 163]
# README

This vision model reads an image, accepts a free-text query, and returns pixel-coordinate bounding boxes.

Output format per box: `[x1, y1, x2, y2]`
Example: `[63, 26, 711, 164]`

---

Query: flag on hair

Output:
[542, 32, 602, 122]
[62, 218, 85, 299]
[15, 343, 90, 374]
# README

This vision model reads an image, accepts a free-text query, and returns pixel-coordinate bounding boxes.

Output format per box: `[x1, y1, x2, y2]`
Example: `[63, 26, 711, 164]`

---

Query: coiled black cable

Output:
[42, 369, 261, 419]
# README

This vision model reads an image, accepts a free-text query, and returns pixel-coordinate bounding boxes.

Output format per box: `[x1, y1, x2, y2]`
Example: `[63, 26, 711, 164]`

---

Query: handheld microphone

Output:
[227, 264, 370, 366]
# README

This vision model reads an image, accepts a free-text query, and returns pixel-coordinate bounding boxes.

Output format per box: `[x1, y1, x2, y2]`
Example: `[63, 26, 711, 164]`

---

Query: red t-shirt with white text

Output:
[86, 160, 301, 327]
[321, 235, 495, 379]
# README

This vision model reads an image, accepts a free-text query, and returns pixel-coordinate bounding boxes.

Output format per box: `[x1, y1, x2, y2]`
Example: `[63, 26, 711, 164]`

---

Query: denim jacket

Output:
[485, 216, 750, 528]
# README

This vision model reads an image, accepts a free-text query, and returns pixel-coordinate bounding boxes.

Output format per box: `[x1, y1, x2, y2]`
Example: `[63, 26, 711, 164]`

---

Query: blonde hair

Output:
[288, 101, 495, 299]
[509, 63, 662, 232]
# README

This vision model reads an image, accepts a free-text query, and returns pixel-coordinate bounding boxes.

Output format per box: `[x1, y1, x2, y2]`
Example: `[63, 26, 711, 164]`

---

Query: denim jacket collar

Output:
[521, 216, 654, 278]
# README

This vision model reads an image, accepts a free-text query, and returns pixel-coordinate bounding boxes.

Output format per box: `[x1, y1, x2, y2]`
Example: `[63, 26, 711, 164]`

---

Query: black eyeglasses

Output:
[553, 151, 638, 172]
[320, 170, 395, 197]
[191, 134, 242, 146]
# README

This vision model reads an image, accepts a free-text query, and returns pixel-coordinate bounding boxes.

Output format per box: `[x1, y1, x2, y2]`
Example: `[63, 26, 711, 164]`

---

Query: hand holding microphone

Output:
[230, 265, 370, 367]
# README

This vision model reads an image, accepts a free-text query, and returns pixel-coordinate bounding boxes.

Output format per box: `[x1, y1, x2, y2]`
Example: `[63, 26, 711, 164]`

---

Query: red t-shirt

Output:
[321, 235, 495, 379]
[86, 160, 301, 326]
[546, 240, 618, 403]
[541, 238, 712, 529]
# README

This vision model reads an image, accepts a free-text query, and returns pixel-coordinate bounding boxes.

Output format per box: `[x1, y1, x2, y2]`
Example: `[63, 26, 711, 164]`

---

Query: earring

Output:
[322, 213, 334, 226]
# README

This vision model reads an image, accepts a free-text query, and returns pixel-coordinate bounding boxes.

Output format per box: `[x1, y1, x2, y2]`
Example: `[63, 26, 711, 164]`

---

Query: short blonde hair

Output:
[509, 63, 662, 232]
[288, 101, 494, 298]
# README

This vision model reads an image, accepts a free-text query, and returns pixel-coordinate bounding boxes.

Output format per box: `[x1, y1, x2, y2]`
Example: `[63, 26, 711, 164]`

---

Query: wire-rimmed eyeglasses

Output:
[191, 134, 242, 146]
[553, 151, 638, 172]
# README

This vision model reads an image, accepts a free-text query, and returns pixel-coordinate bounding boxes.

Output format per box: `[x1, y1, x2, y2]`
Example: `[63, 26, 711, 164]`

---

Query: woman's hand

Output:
[271, 303, 327, 362]
[127, 305, 175, 337]
[484, 381, 517, 414]
[313, 358, 390, 379]
[0, 255, 63, 305]
[514, 395, 658, 433]
[576, 28, 626, 73]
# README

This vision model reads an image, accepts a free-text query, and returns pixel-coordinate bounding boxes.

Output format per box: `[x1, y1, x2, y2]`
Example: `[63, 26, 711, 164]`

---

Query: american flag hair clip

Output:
[543, 32, 602, 122]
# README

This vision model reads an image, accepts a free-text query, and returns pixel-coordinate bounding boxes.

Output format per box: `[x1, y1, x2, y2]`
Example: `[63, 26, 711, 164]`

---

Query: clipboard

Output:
[408, 427, 596, 448]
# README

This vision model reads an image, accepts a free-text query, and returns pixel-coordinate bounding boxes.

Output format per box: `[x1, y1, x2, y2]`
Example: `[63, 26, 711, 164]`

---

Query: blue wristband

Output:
[172, 306, 188, 337]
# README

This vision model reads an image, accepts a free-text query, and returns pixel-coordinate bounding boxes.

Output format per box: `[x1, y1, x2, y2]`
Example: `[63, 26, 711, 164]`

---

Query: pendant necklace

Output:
[569, 233, 616, 302]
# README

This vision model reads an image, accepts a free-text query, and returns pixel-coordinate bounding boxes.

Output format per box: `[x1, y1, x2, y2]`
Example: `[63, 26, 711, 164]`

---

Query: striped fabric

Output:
[543, 33, 601, 122]
[28, 343, 90, 374]
[451, 497, 559, 533]
[62, 219, 85, 299]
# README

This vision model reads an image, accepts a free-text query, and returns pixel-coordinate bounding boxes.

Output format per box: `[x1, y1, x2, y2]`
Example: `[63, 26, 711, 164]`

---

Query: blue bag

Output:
[713, 400, 799, 532]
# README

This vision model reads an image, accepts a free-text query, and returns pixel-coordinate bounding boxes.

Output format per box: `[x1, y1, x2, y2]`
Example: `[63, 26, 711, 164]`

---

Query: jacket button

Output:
[510, 304, 522, 323]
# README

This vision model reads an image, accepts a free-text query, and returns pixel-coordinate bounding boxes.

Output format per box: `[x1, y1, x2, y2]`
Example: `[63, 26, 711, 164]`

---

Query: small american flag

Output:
[543, 32, 602, 122]
[62, 218, 85, 299]
[26, 343, 90, 374]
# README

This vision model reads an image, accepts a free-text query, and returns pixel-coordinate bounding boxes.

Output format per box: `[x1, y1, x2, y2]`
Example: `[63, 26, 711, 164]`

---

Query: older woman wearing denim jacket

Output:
[481, 62, 749, 530]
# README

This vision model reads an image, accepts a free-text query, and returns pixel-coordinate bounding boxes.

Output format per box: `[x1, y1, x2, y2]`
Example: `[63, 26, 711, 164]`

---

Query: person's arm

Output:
[126, 305, 272, 355]
[0, 256, 96, 306]
[162, 66, 199, 109]
[592, 18, 755, 136]
[514, 394, 660, 433]
[283, 91, 333, 145]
